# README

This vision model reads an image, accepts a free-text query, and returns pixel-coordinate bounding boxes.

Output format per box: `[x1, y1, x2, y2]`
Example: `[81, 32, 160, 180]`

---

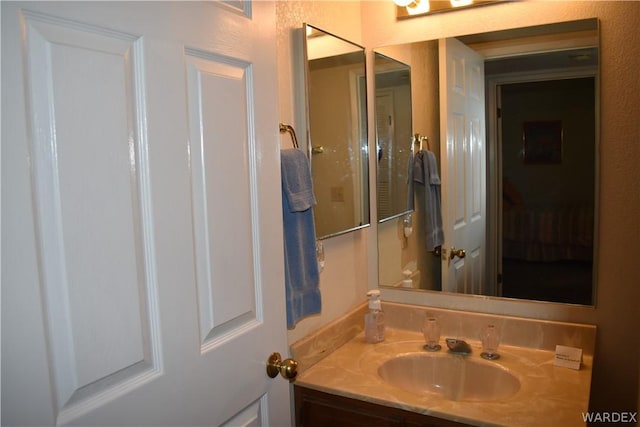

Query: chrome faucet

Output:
[446, 338, 472, 355]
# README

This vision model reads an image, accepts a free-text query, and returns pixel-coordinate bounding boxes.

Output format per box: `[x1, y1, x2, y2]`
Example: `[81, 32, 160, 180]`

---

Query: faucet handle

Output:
[481, 325, 501, 360]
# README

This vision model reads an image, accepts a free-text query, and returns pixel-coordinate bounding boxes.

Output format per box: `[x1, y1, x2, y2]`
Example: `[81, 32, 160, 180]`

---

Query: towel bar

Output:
[414, 133, 430, 151]
[279, 123, 299, 149]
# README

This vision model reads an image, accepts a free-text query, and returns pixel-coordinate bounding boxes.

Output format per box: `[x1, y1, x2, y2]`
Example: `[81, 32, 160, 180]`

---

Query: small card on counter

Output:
[554, 345, 583, 370]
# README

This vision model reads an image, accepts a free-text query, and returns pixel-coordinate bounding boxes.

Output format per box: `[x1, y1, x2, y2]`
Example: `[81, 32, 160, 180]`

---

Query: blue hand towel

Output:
[281, 149, 321, 328]
[425, 150, 441, 185]
[413, 150, 444, 250]
[281, 149, 317, 211]
[413, 151, 425, 184]
[406, 151, 415, 211]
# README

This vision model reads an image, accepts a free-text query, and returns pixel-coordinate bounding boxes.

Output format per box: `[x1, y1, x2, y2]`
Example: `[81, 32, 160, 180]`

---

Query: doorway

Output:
[494, 77, 596, 304]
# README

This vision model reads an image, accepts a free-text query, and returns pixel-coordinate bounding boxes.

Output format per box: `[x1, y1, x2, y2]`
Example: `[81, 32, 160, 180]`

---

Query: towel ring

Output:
[279, 123, 299, 149]
[413, 133, 430, 151]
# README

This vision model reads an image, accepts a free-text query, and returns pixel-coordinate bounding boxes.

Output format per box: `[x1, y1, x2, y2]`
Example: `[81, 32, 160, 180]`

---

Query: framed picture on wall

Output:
[523, 120, 563, 164]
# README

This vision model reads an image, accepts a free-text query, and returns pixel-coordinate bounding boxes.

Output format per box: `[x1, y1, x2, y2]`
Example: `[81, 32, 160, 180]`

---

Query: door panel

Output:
[450, 113, 467, 230]
[222, 399, 265, 427]
[439, 37, 487, 295]
[185, 49, 260, 345]
[20, 10, 162, 422]
[2, 2, 289, 426]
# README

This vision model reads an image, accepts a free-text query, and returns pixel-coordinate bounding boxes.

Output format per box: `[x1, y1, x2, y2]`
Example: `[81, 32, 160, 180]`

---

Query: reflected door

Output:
[439, 37, 487, 294]
[2, 2, 290, 426]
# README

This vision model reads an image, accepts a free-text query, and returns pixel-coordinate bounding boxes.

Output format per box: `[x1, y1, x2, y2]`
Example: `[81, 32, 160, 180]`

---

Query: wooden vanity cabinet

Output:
[294, 385, 472, 427]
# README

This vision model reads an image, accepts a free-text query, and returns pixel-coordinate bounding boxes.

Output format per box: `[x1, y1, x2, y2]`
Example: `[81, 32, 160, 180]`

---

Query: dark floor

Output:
[501, 258, 593, 305]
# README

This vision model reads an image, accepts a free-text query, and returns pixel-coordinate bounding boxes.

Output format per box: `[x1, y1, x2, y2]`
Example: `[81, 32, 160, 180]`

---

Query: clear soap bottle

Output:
[364, 290, 385, 343]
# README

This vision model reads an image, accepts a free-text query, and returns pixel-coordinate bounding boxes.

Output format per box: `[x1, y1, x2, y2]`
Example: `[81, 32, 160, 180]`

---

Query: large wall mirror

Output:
[375, 18, 599, 306]
[303, 24, 370, 239]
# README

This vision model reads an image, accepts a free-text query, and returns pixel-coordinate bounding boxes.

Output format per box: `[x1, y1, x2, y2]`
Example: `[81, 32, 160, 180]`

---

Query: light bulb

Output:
[407, 0, 430, 15]
[450, 0, 473, 7]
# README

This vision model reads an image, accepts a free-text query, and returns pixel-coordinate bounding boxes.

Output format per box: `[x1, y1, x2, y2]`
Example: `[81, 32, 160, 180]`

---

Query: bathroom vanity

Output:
[295, 385, 469, 426]
[291, 303, 595, 427]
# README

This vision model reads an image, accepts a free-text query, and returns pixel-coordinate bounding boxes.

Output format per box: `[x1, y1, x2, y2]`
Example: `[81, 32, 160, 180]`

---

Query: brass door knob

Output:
[449, 247, 466, 260]
[266, 352, 298, 380]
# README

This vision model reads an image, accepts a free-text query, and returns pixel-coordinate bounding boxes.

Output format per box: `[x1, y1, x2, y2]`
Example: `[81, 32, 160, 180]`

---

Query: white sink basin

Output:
[378, 353, 520, 401]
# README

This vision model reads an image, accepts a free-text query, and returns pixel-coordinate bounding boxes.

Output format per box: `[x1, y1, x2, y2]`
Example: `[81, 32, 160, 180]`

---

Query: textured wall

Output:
[276, 1, 370, 344]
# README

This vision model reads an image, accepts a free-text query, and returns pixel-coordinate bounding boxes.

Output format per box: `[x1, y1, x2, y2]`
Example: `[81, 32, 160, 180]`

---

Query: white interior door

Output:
[439, 37, 487, 295]
[1, 2, 291, 426]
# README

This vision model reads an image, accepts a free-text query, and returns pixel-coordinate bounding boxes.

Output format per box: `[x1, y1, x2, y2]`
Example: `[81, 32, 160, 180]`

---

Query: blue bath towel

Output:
[413, 150, 444, 250]
[281, 149, 321, 328]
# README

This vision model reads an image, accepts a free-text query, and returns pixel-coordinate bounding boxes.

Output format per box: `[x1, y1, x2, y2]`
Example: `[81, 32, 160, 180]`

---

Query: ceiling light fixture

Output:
[395, 0, 499, 19]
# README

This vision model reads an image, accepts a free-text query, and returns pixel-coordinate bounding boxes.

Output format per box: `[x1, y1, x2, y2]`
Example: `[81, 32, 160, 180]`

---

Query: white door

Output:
[439, 37, 487, 295]
[1, 2, 291, 426]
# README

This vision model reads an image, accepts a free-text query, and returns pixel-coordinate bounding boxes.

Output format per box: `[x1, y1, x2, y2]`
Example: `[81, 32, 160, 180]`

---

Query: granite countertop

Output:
[295, 327, 593, 427]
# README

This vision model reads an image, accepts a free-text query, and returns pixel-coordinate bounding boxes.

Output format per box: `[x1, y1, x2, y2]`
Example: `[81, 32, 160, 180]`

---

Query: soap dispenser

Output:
[364, 290, 385, 343]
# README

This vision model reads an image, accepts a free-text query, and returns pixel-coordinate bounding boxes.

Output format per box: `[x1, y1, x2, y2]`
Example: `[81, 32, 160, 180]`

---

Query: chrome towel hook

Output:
[279, 123, 299, 149]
